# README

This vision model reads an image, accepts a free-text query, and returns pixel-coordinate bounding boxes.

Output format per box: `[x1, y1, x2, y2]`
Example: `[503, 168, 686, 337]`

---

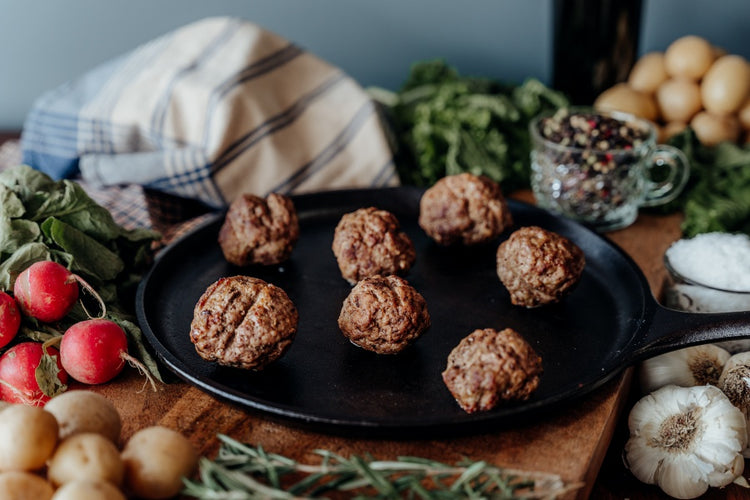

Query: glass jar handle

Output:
[641, 145, 691, 207]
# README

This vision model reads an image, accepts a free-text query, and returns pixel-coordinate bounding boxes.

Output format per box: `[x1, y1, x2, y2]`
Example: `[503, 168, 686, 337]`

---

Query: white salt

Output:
[665, 232, 750, 292]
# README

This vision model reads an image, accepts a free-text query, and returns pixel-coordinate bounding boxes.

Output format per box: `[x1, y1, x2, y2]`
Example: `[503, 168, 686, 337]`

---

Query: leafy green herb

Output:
[653, 129, 750, 237]
[36, 351, 67, 400]
[182, 434, 581, 499]
[0, 164, 163, 384]
[370, 59, 568, 192]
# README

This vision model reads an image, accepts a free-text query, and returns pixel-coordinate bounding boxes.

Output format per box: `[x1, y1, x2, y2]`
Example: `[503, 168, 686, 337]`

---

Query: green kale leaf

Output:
[370, 59, 569, 191]
[0, 164, 162, 381]
[658, 129, 750, 237]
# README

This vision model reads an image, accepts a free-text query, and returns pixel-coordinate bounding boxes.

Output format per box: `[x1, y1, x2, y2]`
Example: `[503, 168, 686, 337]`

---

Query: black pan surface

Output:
[135, 186, 750, 437]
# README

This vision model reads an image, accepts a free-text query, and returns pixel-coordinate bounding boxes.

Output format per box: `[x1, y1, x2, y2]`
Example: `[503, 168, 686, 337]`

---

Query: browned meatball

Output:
[442, 328, 542, 413]
[332, 207, 416, 284]
[189, 276, 298, 370]
[338, 275, 430, 354]
[218, 193, 299, 266]
[496, 226, 585, 308]
[418, 173, 513, 246]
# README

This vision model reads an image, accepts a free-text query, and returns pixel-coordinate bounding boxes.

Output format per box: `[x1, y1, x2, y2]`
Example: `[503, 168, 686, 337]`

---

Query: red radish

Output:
[0, 291, 21, 348]
[0, 342, 68, 405]
[13, 261, 79, 322]
[60, 319, 130, 385]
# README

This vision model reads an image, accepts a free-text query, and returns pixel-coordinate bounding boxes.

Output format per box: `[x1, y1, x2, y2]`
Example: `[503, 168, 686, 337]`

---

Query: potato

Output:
[594, 83, 659, 121]
[51, 479, 126, 500]
[690, 111, 740, 146]
[629, 52, 669, 94]
[656, 78, 702, 123]
[47, 433, 124, 488]
[701, 54, 750, 114]
[659, 121, 687, 143]
[664, 35, 715, 79]
[739, 98, 750, 131]
[0, 405, 58, 472]
[44, 391, 122, 444]
[0, 471, 54, 500]
[122, 426, 199, 499]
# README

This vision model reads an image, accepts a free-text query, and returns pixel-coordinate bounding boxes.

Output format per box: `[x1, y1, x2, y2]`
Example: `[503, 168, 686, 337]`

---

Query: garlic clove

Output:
[658, 455, 710, 499]
[623, 436, 661, 483]
[718, 351, 750, 457]
[716, 339, 750, 354]
[624, 384, 747, 499]
[638, 344, 731, 394]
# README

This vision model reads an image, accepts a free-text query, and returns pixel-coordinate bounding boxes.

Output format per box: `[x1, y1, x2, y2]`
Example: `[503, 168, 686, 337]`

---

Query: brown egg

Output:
[629, 52, 669, 94]
[664, 35, 715, 79]
[690, 111, 740, 146]
[594, 83, 659, 122]
[656, 78, 702, 123]
[701, 55, 750, 114]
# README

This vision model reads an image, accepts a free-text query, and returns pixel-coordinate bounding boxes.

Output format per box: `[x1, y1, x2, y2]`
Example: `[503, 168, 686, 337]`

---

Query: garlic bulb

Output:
[624, 384, 747, 499]
[719, 351, 750, 457]
[638, 344, 730, 394]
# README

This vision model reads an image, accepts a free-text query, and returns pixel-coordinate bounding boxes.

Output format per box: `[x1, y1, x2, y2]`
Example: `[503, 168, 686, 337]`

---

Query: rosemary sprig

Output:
[182, 434, 582, 499]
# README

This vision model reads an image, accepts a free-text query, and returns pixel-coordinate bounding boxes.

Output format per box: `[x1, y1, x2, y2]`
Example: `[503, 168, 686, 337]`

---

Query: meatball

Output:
[496, 226, 585, 308]
[218, 193, 299, 266]
[189, 276, 298, 370]
[332, 207, 416, 284]
[442, 328, 542, 414]
[338, 275, 430, 354]
[419, 173, 513, 246]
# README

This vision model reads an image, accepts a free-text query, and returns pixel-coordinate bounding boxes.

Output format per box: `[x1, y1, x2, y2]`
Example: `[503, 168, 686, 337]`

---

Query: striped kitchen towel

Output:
[21, 17, 398, 209]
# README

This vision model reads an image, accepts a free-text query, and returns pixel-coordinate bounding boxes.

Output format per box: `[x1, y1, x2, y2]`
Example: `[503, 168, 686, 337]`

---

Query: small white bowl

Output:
[663, 252, 750, 313]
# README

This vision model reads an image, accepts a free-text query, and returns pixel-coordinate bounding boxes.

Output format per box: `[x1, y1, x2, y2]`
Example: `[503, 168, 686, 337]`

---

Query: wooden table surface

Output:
[3, 130, 748, 498]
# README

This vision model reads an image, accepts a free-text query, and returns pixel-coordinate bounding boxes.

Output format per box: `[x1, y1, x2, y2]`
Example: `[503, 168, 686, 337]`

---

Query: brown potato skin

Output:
[44, 391, 122, 445]
[121, 426, 199, 500]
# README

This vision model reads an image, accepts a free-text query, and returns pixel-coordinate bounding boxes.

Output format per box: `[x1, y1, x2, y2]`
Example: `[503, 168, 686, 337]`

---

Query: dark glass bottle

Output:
[553, 0, 643, 105]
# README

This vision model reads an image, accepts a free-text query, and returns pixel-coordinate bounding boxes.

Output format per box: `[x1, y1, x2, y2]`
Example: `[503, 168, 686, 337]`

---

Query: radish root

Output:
[70, 274, 107, 319]
[122, 352, 158, 392]
[42, 337, 62, 350]
[0, 378, 49, 406]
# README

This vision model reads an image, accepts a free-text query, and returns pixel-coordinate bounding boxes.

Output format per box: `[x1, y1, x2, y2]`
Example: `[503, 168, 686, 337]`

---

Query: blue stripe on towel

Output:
[270, 99, 375, 194]
[371, 158, 397, 187]
[151, 19, 244, 145]
[211, 71, 347, 173]
[216, 43, 303, 99]
[202, 43, 303, 147]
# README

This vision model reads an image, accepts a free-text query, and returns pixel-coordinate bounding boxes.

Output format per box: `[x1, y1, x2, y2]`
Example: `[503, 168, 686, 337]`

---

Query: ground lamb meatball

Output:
[189, 276, 298, 370]
[442, 328, 542, 414]
[338, 275, 430, 354]
[419, 173, 513, 246]
[496, 226, 585, 308]
[218, 193, 299, 266]
[332, 207, 416, 284]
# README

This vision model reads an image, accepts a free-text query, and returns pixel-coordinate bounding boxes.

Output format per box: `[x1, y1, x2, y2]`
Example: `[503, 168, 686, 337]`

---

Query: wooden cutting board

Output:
[87, 191, 685, 499]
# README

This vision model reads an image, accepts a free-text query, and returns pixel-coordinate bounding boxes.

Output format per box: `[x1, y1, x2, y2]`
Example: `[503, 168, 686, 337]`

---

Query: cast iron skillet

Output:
[135, 186, 750, 437]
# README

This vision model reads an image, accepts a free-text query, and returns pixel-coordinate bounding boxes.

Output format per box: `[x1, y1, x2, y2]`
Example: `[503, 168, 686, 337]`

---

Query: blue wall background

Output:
[1, 0, 748, 130]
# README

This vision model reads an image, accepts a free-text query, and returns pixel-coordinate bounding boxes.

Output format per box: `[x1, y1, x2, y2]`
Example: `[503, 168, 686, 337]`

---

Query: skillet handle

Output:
[632, 304, 750, 362]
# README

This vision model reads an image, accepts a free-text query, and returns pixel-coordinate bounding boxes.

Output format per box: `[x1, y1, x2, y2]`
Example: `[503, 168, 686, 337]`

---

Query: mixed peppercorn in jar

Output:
[529, 108, 688, 231]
